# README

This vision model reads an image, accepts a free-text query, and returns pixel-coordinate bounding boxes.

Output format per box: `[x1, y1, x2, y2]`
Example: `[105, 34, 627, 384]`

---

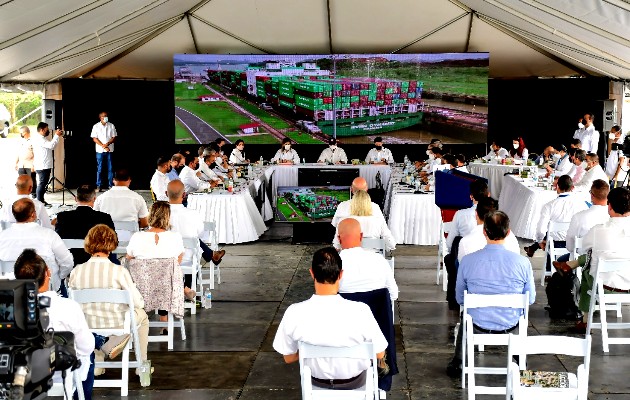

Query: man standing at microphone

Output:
[91, 111, 117, 192]
[32, 122, 63, 207]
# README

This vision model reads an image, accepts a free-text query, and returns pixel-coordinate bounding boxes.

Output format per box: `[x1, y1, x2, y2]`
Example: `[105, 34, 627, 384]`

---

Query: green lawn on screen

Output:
[174, 82, 213, 100]
[224, 134, 280, 144]
[176, 99, 251, 135]
[227, 96, 291, 130]
[175, 120, 197, 144]
[277, 200, 308, 221]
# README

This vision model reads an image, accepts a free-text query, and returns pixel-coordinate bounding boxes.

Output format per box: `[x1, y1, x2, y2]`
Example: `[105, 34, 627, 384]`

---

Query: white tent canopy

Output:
[1, 0, 630, 84]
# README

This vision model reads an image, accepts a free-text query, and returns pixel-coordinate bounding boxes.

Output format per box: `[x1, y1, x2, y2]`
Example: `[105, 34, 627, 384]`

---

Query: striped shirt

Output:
[68, 257, 144, 329]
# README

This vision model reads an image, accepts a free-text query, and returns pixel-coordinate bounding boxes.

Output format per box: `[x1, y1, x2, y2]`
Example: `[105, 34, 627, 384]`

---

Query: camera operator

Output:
[14, 249, 94, 398]
[606, 125, 628, 188]
[32, 122, 63, 207]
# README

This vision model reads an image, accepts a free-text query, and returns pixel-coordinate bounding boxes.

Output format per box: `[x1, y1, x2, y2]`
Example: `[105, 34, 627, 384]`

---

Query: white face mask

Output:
[552, 153, 561, 160]
[426, 150, 432, 155]
[512, 143, 519, 149]
[102, 116, 108, 123]
[329, 145, 336, 150]
[578, 122, 585, 129]
[428, 153, 435, 160]
[284, 145, 291, 151]
[609, 132, 616, 140]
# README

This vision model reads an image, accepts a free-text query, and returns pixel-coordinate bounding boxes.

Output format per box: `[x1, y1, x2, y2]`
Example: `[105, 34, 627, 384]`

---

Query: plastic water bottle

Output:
[259, 155, 263, 165]
[302, 157, 306, 164]
[247, 164, 253, 177]
[204, 289, 212, 309]
[227, 179, 234, 192]
[139, 360, 151, 387]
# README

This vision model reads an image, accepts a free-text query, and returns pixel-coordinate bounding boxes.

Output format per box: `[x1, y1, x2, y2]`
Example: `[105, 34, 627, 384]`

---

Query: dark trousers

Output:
[311, 370, 367, 390]
[95, 152, 113, 188]
[17, 168, 36, 196]
[35, 168, 50, 203]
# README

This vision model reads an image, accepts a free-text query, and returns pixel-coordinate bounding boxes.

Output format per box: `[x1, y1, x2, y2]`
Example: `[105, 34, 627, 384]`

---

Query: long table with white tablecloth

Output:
[468, 162, 523, 199]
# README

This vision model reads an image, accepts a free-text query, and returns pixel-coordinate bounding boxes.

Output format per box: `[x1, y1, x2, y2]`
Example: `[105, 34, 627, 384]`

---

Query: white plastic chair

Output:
[361, 237, 386, 257]
[48, 369, 85, 400]
[543, 221, 570, 285]
[200, 221, 221, 286]
[112, 220, 139, 256]
[570, 237, 583, 261]
[436, 221, 453, 291]
[462, 291, 530, 399]
[69, 288, 143, 397]
[181, 237, 202, 314]
[0, 221, 13, 230]
[506, 334, 591, 400]
[0, 260, 15, 279]
[586, 257, 630, 352]
[63, 238, 85, 250]
[148, 311, 186, 351]
[298, 341, 379, 400]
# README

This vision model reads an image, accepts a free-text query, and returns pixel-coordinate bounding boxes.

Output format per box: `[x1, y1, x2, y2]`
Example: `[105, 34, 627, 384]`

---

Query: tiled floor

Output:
[40, 190, 630, 400]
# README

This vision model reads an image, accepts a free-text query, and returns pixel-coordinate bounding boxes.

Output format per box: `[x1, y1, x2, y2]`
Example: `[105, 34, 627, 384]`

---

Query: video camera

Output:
[612, 136, 630, 158]
[0, 281, 78, 400]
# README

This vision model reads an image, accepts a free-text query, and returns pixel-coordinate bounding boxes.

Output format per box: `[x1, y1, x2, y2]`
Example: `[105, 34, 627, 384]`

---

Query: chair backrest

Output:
[70, 288, 134, 308]
[572, 236, 584, 260]
[63, 239, 85, 250]
[508, 334, 591, 359]
[203, 221, 216, 232]
[361, 237, 386, 256]
[182, 237, 200, 250]
[113, 220, 139, 233]
[0, 260, 15, 278]
[547, 220, 570, 235]
[463, 291, 530, 321]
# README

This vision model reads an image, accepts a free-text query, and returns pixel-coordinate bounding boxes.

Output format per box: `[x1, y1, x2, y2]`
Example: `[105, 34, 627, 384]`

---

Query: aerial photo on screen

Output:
[174, 53, 488, 145]
[276, 186, 351, 222]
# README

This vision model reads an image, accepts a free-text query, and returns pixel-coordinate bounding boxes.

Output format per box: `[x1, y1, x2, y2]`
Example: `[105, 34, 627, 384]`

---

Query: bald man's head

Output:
[15, 175, 33, 194]
[167, 179, 185, 203]
[351, 177, 368, 193]
[12, 198, 36, 223]
[337, 218, 362, 249]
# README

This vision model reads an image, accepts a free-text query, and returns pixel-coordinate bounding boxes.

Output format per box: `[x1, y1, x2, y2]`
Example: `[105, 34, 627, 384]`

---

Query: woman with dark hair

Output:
[271, 138, 300, 164]
[510, 137, 529, 161]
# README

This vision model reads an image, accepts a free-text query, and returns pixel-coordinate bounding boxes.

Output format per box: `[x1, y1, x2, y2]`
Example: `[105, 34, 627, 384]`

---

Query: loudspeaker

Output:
[42, 99, 62, 130]
[601, 99, 616, 132]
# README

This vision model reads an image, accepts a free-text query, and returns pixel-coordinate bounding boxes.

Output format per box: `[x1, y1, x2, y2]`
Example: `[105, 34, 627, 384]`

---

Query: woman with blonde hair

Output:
[333, 190, 396, 251]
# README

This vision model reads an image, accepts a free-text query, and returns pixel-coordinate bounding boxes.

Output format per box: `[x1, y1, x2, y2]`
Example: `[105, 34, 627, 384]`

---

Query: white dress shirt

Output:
[169, 203, 207, 263]
[43, 291, 95, 381]
[458, 224, 520, 262]
[339, 247, 398, 300]
[331, 200, 385, 228]
[318, 147, 348, 164]
[535, 193, 589, 241]
[1, 195, 52, 229]
[565, 204, 609, 253]
[332, 215, 396, 251]
[90, 121, 117, 153]
[273, 294, 388, 380]
[577, 125, 599, 154]
[554, 154, 574, 176]
[94, 186, 149, 222]
[455, 165, 469, 173]
[271, 148, 300, 164]
[483, 147, 509, 160]
[31, 133, 60, 170]
[150, 170, 169, 201]
[511, 148, 529, 161]
[582, 216, 630, 289]
[446, 205, 477, 252]
[365, 147, 394, 164]
[229, 149, 247, 164]
[16, 137, 34, 170]
[573, 164, 609, 192]
[179, 165, 210, 193]
[0, 223, 73, 291]
[198, 161, 221, 182]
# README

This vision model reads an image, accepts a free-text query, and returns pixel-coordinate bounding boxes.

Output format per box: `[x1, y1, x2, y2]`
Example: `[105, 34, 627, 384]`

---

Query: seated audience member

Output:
[605, 125, 627, 187]
[534, 145, 555, 166]
[332, 191, 395, 252]
[93, 169, 149, 234]
[0, 198, 73, 292]
[229, 139, 249, 164]
[442, 154, 457, 171]
[573, 153, 608, 191]
[179, 153, 210, 193]
[454, 154, 468, 173]
[337, 218, 398, 301]
[273, 247, 389, 389]
[331, 177, 385, 227]
[150, 156, 171, 201]
[167, 180, 225, 267]
[458, 197, 520, 262]
[422, 147, 443, 172]
[546, 144, 574, 178]
[483, 141, 509, 161]
[446, 211, 535, 377]
[524, 175, 588, 262]
[318, 137, 347, 164]
[14, 249, 95, 398]
[55, 184, 116, 266]
[126, 201, 192, 329]
[166, 153, 184, 180]
[571, 149, 587, 183]
[564, 179, 610, 257]
[271, 138, 300, 164]
[199, 151, 223, 184]
[1, 175, 52, 229]
[68, 224, 149, 378]
[570, 138, 582, 149]
[509, 137, 529, 161]
[553, 187, 630, 333]
[446, 179, 489, 254]
[212, 145, 235, 179]
[365, 136, 394, 165]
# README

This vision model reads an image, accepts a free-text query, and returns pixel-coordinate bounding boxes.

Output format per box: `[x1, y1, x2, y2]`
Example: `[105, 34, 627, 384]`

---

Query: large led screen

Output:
[174, 53, 488, 145]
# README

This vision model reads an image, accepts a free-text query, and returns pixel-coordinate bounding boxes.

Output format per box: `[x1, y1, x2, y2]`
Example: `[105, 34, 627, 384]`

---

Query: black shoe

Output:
[524, 245, 536, 258]
[448, 300, 459, 311]
[446, 358, 462, 378]
[99, 188, 107, 193]
[43, 201, 52, 208]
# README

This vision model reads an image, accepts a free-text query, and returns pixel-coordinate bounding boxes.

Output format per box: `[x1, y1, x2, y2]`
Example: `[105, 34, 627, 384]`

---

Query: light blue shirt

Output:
[456, 244, 535, 330]
[166, 169, 179, 181]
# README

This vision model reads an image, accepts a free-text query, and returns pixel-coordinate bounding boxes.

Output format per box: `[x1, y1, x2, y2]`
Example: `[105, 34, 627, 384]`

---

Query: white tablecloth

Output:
[498, 175, 559, 240]
[468, 163, 522, 199]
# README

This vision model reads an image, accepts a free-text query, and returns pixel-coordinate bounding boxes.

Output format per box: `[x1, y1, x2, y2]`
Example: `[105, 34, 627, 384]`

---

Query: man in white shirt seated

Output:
[229, 139, 249, 164]
[483, 141, 509, 161]
[573, 153, 609, 191]
[365, 136, 394, 165]
[336, 218, 398, 301]
[447, 179, 489, 253]
[422, 147, 444, 172]
[0, 198, 73, 292]
[198, 151, 223, 185]
[458, 197, 520, 262]
[179, 153, 211, 194]
[1, 175, 52, 229]
[93, 169, 149, 237]
[546, 144, 574, 178]
[167, 180, 225, 267]
[318, 137, 348, 164]
[454, 154, 469, 173]
[273, 247, 389, 389]
[524, 175, 589, 271]
[331, 177, 385, 227]
[149, 156, 171, 201]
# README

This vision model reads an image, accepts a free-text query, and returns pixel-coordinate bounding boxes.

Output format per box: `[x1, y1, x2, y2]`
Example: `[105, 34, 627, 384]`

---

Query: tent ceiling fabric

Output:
[1, 0, 630, 83]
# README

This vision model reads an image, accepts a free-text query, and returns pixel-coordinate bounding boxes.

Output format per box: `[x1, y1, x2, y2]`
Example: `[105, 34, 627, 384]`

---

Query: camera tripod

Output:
[46, 132, 76, 206]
